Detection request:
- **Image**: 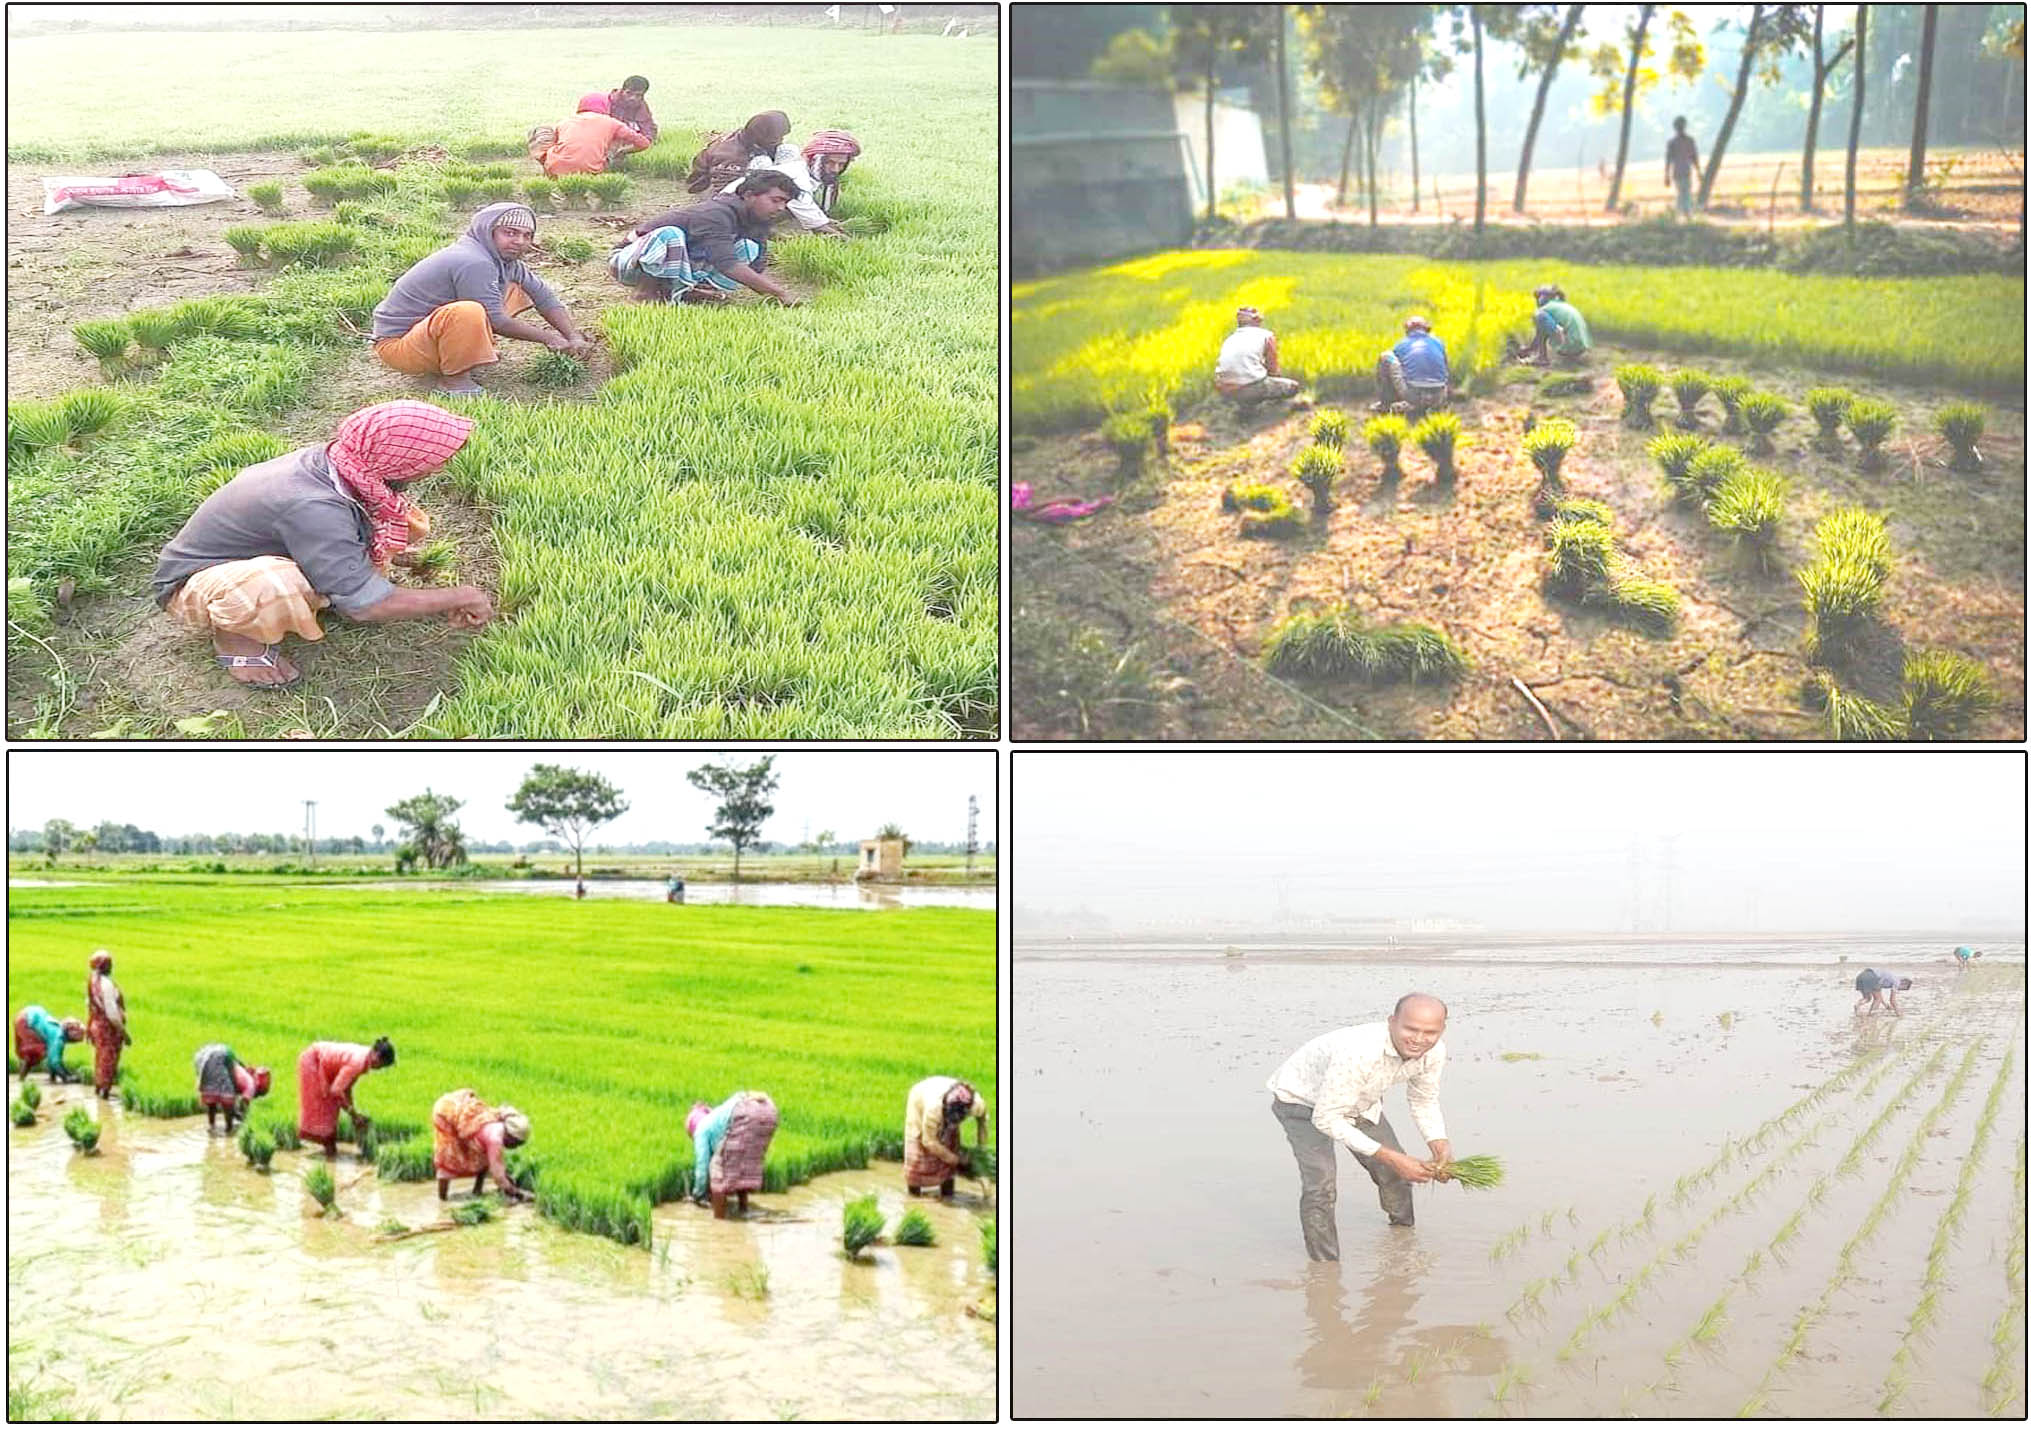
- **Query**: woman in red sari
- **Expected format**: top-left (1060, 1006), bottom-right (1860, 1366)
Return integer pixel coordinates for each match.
top-left (85, 951), bottom-right (131, 1100)
top-left (431, 1088), bottom-right (532, 1201)
top-left (296, 1036), bottom-right (395, 1157)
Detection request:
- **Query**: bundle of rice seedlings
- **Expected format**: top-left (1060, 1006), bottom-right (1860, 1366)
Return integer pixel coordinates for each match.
top-left (1670, 369), bottom-right (1713, 426)
top-left (1364, 413), bottom-right (1411, 480)
top-left (1711, 374), bottom-right (1752, 433)
top-left (56, 388), bottom-right (122, 440)
top-left (1706, 468), bottom-right (1786, 551)
top-left (1934, 402), bottom-right (1987, 471)
top-left (555, 173), bottom-right (596, 207)
top-left (1901, 650), bottom-right (1994, 741)
top-left (549, 235), bottom-right (595, 263)
top-left (10, 1099), bottom-right (36, 1127)
top-left (63, 1107), bottom-right (100, 1153)
top-left (1437, 1154), bottom-right (1504, 1188)
top-left (523, 176), bottom-right (559, 208)
top-left (1523, 417), bottom-right (1577, 485)
top-left (19, 1081), bottom-right (40, 1111)
top-left (981, 1218), bottom-right (997, 1275)
top-left (247, 181), bottom-right (285, 213)
top-left (1647, 432), bottom-right (1711, 500)
top-left (1544, 517), bottom-right (1615, 596)
top-left (406, 539), bottom-right (459, 582)
top-left (1291, 443), bottom-right (1340, 511)
top-left (529, 350), bottom-right (588, 388)
top-left (1412, 410), bottom-right (1461, 481)
top-left (1100, 410), bottom-right (1157, 476)
top-left (237, 1121), bottom-right (277, 1170)
top-left (304, 1161), bottom-right (338, 1214)
top-left (330, 201), bottom-right (394, 228)
top-left (223, 225), bottom-right (269, 263)
top-left (842, 1192), bottom-right (884, 1259)
top-left (128, 309), bottom-right (179, 352)
top-left (1261, 602), bottom-right (1469, 684)
top-left (1799, 507), bottom-right (1891, 663)
top-left (1615, 363), bottom-right (1663, 426)
top-left (1310, 408), bottom-right (1350, 448)
top-left (170, 296), bottom-right (258, 340)
top-left (1805, 386), bottom-right (1855, 441)
top-left (10, 401), bottom-right (74, 455)
top-left (589, 173), bottom-right (631, 206)
top-left (1843, 398), bottom-right (1897, 465)
top-left (1739, 392), bottom-right (1788, 453)
top-left (1540, 373), bottom-right (1591, 397)
top-left (1684, 444), bottom-right (1748, 506)
top-left (1549, 496), bottom-right (1614, 527)
top-left (72, 318), bottom-right (133, 372)
top-left (893, 1208), bottom-right (937, 1246)
top-left (299, 145), bottom-right (339, 165)
top-left (1236, 486), bottom-right (1305, 538)
top-left (1601, 574), bottom-right (1680, 634)
top-left (479, 178), bottom-right (517, 201)
top-left (263, 222), bottom-right (357, 267)
top-left (442, 178), bottom-right (482, 206)
top-left (450, 1197), bottom-right (500, 1226)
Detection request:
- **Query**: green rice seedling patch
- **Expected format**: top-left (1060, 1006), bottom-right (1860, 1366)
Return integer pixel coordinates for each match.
top-left (1262, 604), bottom-right (1468, 685)
top-left (1309, 408), bottom-right (1349, 448)
top-left (1522, 417), bottom-right (1576, 487)
top-left (72, 318), bottom-right (133, 372)
top-left (1842, 398), bottom-right (1898, 466)
top-left (1711, 374), bottom-right (1751, 432)
top-left (546, 234), bottom-right (595, 263)
top-left (1363, 414), bottom-right (1410, 480)
top-left (1615, 364), bottom-right (1663, 426)
top-left (1900, 650), bottom-right (1995, 740)
top-left (1739, 392), bottom-right (1787, 453)
top-left (1669, 369), bottom-right (1713, 427)
top-left (893, 1207), bottom-right (936, 1246)
top-left (841, 1192), bottom-right (884, 1260)
top-left (63, 1105), bottom-right (100, 1153)
top-left (246, 181), bottom-right (284, 213)
top-left (1411, 410), bottom-right (1461, 482)
top-left (522, 176), bottom-right (557, 208)
top-left (553, 173), bottom-right (595, 207)
top-left (1934, 401), bottom-right (1987, 470)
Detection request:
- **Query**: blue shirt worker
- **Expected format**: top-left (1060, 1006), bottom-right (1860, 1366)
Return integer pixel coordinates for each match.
top-left (1374, 316), bottom-right (1451, 414)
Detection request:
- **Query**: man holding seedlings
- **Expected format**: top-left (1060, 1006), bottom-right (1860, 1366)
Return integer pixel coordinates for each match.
top-left (1664, 117), bottom-right (1703, 219)
top-left (295, 1036), bottom-right (396, 1158)
top-left (904, 1074), bottom-right (988, 1197)
top-left (432, 1088), bottom-right (532, 1202)
top-left (1516, 285), bottom-right (1591, 367)
top-left (372, 201), bottom-right (595, 395)
top-left (1854, 969), bottom-right (1914, 1015)
top-left (612, 172), bottom-right (806, 306)
top-left (1214, 306), bottom-right (1302, 409)
top-left (193, 1043), bottom-right (271, 1134)
top-left (1267, 993), bottom-right (1452, 1259)
top-left (154, 401), bottom-right (497, 688)
top-left (1372, 315), bottom-right (1451, 416)
top-left (11, 1006), bottom-right (85, 1084)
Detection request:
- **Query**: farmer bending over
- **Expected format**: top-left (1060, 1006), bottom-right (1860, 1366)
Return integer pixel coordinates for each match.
top-left (610, 172), bottom-right (804, 306)
top-left (84, 950), bottom-right (130, 1101)
top-left (607, 75), bottom-right (658, 142)
top-left (696, 110), bottom-right (848, 238)
top-left (12, 1006), bottom-right (85, 1084)
top-left (1664, 117), bottom-right (1702, 220)
top-left (687, 1090), bottom-right (780, 1218)
top-left (432, 1088), bottom-right (532, 1201)
top-left (1267, 993), bottom-right (1452, 1260)
top-left (1854, 969), bottom-right (1914, 1016)
top-left (194, 1043), bottom-right (271, 1133)
top-left (535, 93), bottom-right (651, 178)
top-left (154, 401), bottom-right (495, 690)
top-left (1373, 315), bottom-right (1451, 416)
top-left (904, 1074), bottom-right (988, 1198)
top-left (372, 202), bottom-right (593, 395)
top-left (1516, 284), bottom-right (1592, 366)
top-left (296, 1036), bottom-right (395, 1158)
top-left (1953, 945), bottom-right (1982, 973)
top-left (1215, 306), bottom-right (1302, 409)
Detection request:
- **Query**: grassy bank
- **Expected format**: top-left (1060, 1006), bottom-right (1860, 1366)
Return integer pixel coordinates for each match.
top-left (9, 850), bottom-right (997, 883)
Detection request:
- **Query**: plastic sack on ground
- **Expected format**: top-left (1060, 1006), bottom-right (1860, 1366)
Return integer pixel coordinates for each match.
top-left (42, 170), bottom-right (234, 215)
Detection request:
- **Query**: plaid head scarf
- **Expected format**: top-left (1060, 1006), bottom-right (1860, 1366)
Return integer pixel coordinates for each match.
top-left (325, 401), bottom-right (475, 567)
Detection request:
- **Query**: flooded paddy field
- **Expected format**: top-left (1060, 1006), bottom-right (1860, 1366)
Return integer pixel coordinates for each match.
top-left (9, 1088), bottom-right (994, 1420)
top-left (9, 877), bottom-right (994, 911)
top-left (1015, 946), bottom-right (2025, 1418)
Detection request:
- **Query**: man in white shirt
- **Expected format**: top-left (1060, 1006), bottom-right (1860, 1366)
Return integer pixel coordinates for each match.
top-left (1266, 993), bottom-right (1452, 1260)
top-left (1214, 306), bottom-right (1302, 409)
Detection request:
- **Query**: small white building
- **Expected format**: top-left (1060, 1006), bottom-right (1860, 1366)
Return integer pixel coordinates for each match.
top-left (857, 836), bottom-right (905, 882)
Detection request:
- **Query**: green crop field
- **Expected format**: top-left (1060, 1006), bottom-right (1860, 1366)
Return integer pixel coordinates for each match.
top-left (1012, 250), bottom-right (2025, 433)
top-left (6, 881), bottom-right (994, 1246)
top-left (5, 24), bottom-right (995, 738)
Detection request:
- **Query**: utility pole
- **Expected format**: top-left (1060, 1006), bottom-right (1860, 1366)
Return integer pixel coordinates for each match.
top-left (964, 795), bottom-right (979, 873)
top-left (303, 800), bottom-right (317, 868)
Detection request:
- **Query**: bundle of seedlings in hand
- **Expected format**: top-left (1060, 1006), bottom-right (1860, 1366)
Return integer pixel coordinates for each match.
top-left (1805, 386), bottom-right (1854, 443)
top-left (1364, 413), bottom-right (1411, 480)
top-left (1412, 411), bottom-right (1461, 482)
top-left (1101, 409), bottom-right (1158, 477)
top-left (1291, 443), bottom-right (1340, 512)
top-left (1842, 398), bottom-right (1897, 467)
top-left (246, 181), bottom-right (284, 213)
top-left (554, 173), bottom-right (596, 207)
top-left (1669, 369), bottom-right (1713, 427)
top-left (1933, 402), bottom-right (1987, 471)
top-left (1262, 603), bottom-right (1469, 684)
top-left (1710, 374), bottom-right (1751, 433)
top-left (63, 1107), bottom-right (100, 1153)
top-left (1615, 363), bottom-right (1662, 426)
top-left (1705, 468), bottom-right (1786, 555)
top-left (304, 1161), bottom-right (338, 1214)
top-left (1900, 650), bottom-right (1994, 741)
top-left (1738, 392), bottom-right (1787, 454)
top-left (842, 1192), bottom-right (885, 1260)
top-left (1435, 1154), bottom-right (1504, 1188)
top-left (893, 1208), bottom-right (937, 1246)
top-left (237, 1121), bottom-right (276, 1170)
top-left (522, 176), bottom-right (559, 208)
top-left (1228, 483), bottom-right (1304, 538)
top-left (589, 174), bottom-right (631, 207)
top-left (529, 349), bottom-right (588, 388)
top-left (1797, 507), bottom-right (1891, 664)
top-left (1309, 408), bottom-right (1350, 448)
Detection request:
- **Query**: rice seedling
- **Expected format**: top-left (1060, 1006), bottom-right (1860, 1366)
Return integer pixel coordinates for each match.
top-left (1710, 374), bottom-right (1751, 432)
top-left (1411, 410), bottom-right (1460, 481)
top-left (247, 181), bottom-right (284, 213)
top-left (1555, 1325), bottom-right (1587, 1363)
top-left (449, 1196), bottom-right (501, 1227)
top-left (1651, 1010), bottom-right (1664, 1027)
top-left (589, 173), bottom-right (631, 206)
top-left (1521, 417), bottom-right (1576, 487)
top-left (56, 388), bottom-right (122, 442)
top-left (1438, 1154), bottom-right (1505, 1189)
top-left (1842, 398), bottom-right (1898, 466)
top-left (1739, 1392), bottom-right (1768, 1417)
top-left (554, 173), bottom-right (596, 207)
top-left (303, 1161), bottom-right (338, 1214)
top-left (262, 221), bottom-right (358, 267)
top-left (1682, 443), bottom-right (1747, 506)
top-left (1901, 650), bottom-right (1994, 741)
top-left (1501, 1051), bottom-right (1544, 1063)
top-left (236, 1122), bottom-right (275, 1171)
top-left (9, 400), bottom-right (73, 458)
top-left (126, 308), bottom-right (179, 352)
top-left (1546, 497), bottom-right (1612, 528)
top-left (893, 1208), bottom-right (936, 1246)
top-left (9, 1097), bottom-right (36, 1127)
top-left (1362, 1377), bottom-right (1383, 1408)
top-left (1646, 431), bottom-right (1711, 501)
top-left (1543, 516), bottom-right (1614, 596)
top-left (62, 1106), bottom-right (100, 1153)
top-left (1229, 484), bottom-right (1303, 538)
top-left (1806, 674), bottom-right (1903, 740)
top-left (1363, 413), bottom-right (1411, 480)
top-left (1261, 603), bottom-right (1469, 684)
top-left (72, 318), bottom-right (134, 373)
top-left (1803, 385), bottom-right (1854, 440)
top-left (1291, 443), bottom-right (1340, 511)
top-left (1705, 468), bottom-right (1785, 553)
top-left (1798, 507), bottom-right (1892, 665)
top-left (1101, 409), bottom-right (1158, 476)
top-left (442, 177), bottom-right (482, 206)
top-left (1404, 1349), bottom-right (1428, 1384)
top-left (1716, 1011), bottom-right (1735, 1031)
top-left (981, 1218), bottom-right (996, 1275)
top-left (19, 1079), bottom-right (42, 1112)
top-left (841, 1192), bottom-right (884, 1260)
top-left (1540, 1209), bottom-right (1556, 1233)
top-left (527, 349), bottom-right (588, 389)
top-left (1739, 392), bottom-right (1787, 453)
top-left (1669, 369), bottom-right (1713, 426)
top-left (1310, 408), bottom-right (1350, 447)
top-left (1690, 1295), bottom-right (1728, 1344)
top-left (1615, 363), bottom-right (1662, 425)
top-left (548, 235), bottom-right (596, 263)
top-left (1934, 401), bottom-right (1987, 469)
top-left (522, 176), bottom-right (558, 208)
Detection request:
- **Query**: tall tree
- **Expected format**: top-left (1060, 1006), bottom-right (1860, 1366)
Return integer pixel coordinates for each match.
top-left (42, 818), bottom-right (76, 867)
top-left (1845, 3), bottom-right (1868, 230)
top-left (686, 755), bottom-right (779, 883)
top-left (1299, 5), bottom-right (1425, 225)
top-left (1271, 4), bottom-right (1297, 219)
top-left (1170, 6), bottom-right (1266, 223)
top-left (1513, 4), bottom-right (1588, 213)
top-left (1472, 4), bottom-right (1488, 231)
top-left (507, 763), bottom-right (630, 881)
top-left (1903, 3), bottom-right (1939, 209)
top-left (385, 790), bottom-right (467, 871)
top-left (1699, 6), bottom-right (1812, 210)
top-left (1799, 5), bottom-right (1856, 211)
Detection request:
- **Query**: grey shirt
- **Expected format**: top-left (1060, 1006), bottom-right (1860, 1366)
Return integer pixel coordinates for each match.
top-left (635, 193), bottom-right (773, 271)
top-left (371, 206), bottom-right (561, 340)
top-left (152, 446), bottom-right (396, 616)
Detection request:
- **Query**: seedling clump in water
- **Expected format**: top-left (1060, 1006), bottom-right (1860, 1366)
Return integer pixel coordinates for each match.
top-left (893, 1207), bottom-right (936, 1246)
top-left (842, 1192), bottom-right (884, 1260)
top-left (63, 1107), bottom-right (100, 1153)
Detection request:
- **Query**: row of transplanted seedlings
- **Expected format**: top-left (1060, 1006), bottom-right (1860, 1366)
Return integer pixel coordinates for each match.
top-left (1734, 1038), bottom-right (1987, 1416)
top-left (1981, 1135), bottom-right (2027, 1414)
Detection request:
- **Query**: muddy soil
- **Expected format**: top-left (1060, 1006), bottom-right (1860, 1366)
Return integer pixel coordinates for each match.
top-left (7, 1091), bottom-right (994, 1420)
top-left (1014, 352), bottom-right (2025, 741)
top-left (1013, 949), bottom-right (2025, 1418)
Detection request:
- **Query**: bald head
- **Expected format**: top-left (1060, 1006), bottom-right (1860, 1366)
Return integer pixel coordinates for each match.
top-left (1388, 993), bottom-right (1447, 1059)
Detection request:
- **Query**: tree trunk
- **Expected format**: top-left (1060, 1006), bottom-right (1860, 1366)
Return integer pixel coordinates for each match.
top-left (1845, 4), bottom-right (1867, 230)
top-left (1367, 96), bottom-right (1381, 227)
top-left (1606, 5), bottom-right (1653, 211)
top-left (1904, 3), bottom-right (1938, 208)
top-left (1515, 3), bottom-right (1585, 213)
top-left (575, 841), bottom-right (583, 879)
top-left (1274, 7), bottom-right (1296, 220)
top-left (1802, 6), bottom-right (1826, 210)
top-left (732, 843), bottom-right (742, 883)
top-left (1472, 4), bottom-right (1487, 232)
top-left (1409, 70), bottom-right (1422, 211)
top-left (1700, 4), bottom-right (1765, 209)
top-left (1336, 110), bottom-right (1357, 207)
top-left (1204, 53), bottom-right (1218, 224)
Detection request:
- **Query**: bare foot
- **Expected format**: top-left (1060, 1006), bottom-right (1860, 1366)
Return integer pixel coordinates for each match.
top-left (213, 634), bottom-right (299, 687)
top-left (436, 373), bottom-right (484, 396)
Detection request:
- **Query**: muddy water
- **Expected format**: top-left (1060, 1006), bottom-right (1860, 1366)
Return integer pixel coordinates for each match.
top-left (1014, 954), bottom-right (2025, 1417)
top-left (8, 1089), bottom-right (994, 1420)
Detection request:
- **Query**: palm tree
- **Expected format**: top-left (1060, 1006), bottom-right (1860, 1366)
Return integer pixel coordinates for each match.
top-left (1904, 3), bottom-right (1939, 209)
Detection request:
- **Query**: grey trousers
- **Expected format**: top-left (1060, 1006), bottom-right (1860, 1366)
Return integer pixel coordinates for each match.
top-left (1226, 375), bottom-right (1301, 407)
top-left (1272, 1097), bottom-right (1415, 1261)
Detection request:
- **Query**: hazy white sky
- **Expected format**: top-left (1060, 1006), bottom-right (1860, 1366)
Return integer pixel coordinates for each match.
top-left (7, 751), bottom-right (995, 846)
top-left (1015, 752), bottom-right (2025, 933)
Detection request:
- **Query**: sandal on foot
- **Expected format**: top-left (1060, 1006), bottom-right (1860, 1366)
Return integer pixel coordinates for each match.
top-left (216, 646), bottom-right (302, 690)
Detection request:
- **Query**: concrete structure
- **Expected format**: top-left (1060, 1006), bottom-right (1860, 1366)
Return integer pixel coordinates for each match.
top-left (1011, 79), bottom-right (1195, 276)
top-left (1171, 89), bottom-right (1270, 210)
top-left (857, 836), bottom-right (905, 882)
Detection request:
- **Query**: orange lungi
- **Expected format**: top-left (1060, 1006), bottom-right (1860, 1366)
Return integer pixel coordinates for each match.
top-left (167, 555), bottom-right (329, 644)
top-left (373, 282), bottom-right (535, 378)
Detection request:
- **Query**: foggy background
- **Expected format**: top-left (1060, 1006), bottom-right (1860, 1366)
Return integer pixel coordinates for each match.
top-left (1014, 752), bottom-right (2025, 936)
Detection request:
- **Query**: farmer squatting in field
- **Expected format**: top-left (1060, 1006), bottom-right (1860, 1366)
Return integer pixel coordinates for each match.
top-left (531, 93), bottom-right (652, 178)
top-left (687, 110), bottom-right (852, 239)
top-left (84, 950), bottom-right (130, 1100)
top-left (152, 400), bottom-right (495, 690)
top-left (607, 75), bottom-right (658, 142)
top-left (193, 1043), bottom-right (271, 1134)
top-left (296, 1036), bottom-right (396, 1158)
top-left (904, 1074), bottom-right (988, 1198)
top-left (432, 1087), bottom-right (532, 1202)
top-left (371, 203), bottom-right (595, 396)
top-left (1373, 314), bottom-right (1453, 417)
top-left (1515, 284), bottom-right (1593, 366)
top-left (1267, 993), bottom-right (1454, 1260)
top-left (688, 1090), bottom-right (781, 1218)
top-left (1215, 306), bottom-right (1304, 410)
top-left (12, 1005), bottom-right (85, 1083)
top-left (610, 171), bottom-right (805, 307)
